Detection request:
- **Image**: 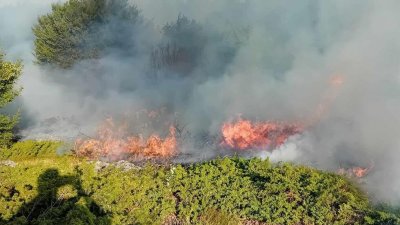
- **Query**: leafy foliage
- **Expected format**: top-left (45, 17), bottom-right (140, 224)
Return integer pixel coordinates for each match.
top-left (83, 165), bottom-right (175, 225)
top-left (33, 0), bottom-right (140, 68)
top-left (0, 144), bottom-right (399, 224)
top-left (0, 140), bottom-right (61, 160)
top-left (172, 158), bottom-right (375, 224)
top-left (0, 52), bottom-right (22, 148)
top-left (199, 208), bottom-right (242, 225)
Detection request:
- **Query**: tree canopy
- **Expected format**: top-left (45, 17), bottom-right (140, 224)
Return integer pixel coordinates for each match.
top-left (0, 52), bottom-right (22, 148)
top-left (33, 0), bottom-right (140, 69)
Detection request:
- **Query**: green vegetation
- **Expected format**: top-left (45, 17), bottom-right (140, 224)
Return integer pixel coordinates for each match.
top-left (33, 0), bottom-right (140, 68)
top-left (34, 0), bottom-right (242, 78)
top-left (0, 141), bottom-right (399, 225)
top-left (0, 52), bottom-right (22, 148)
top-left (0, 140), bottom-right (61, 160)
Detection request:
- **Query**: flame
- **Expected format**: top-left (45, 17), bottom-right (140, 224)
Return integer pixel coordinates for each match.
top-left (221, 118), bottom-right (303, 150)
top-left (75, 117), bottom-right (177, 161)
top-left (337, 162), bottom-right (374, 178)
top-left (220, 75), bottom-right (345, 151)
top-left (352, 167), bottom-right (369, 178)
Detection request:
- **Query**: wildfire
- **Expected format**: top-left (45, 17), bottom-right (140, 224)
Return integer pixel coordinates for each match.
top-left (75, 117), bottom-right (177, 161)
top-left (221, 75), bottom-right (345, 151)
top-left (221, 118), bottom-right (303, 150)
top-left (337, 162), bottom-right (374, 178)
top-left (337, 167), bottom-right (369, 178)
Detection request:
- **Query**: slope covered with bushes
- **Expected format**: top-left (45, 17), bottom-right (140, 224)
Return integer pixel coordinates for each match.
top-left (0, 141), bottom-right (399, 225)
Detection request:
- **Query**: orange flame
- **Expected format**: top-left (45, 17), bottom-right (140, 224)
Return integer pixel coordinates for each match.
top-left (352, 167), bottom-right (369, 178)
top-left (75, 117), bottom-right (177, 161)
top-left (221, 75), bottom-right (345, 151)
top-left (221, 118), bottom-right (303, 150)
top-left (337, 167), bottom-right (369, 178)
top-left (337, 162), bottom-right (374, 178)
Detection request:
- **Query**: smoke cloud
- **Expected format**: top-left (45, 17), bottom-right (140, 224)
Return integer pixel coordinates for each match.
top-left (1, 0), bottom-right (400, 203)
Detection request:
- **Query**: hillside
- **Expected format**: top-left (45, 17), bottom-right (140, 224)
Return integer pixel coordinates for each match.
top-left (0, 141), bottom-right (398, 225)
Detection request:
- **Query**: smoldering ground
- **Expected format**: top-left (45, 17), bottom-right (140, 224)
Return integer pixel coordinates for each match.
top-left (1, 0), bottom-right (400, 203)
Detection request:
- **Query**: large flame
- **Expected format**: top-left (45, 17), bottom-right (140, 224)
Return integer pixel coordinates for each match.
top-left (221, 118), bottom-right (303, 150)
top-left (75, 117), bottom-right (177, 161)
top-left (221, 75), bottom-right (344, 151)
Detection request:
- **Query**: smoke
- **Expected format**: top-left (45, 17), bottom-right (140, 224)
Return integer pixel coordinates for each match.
top-left (1, 0), bottom-right (400, 203)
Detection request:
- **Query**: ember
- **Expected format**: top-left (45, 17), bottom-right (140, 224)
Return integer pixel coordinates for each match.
top-left (75, 117), bottom-right (177, 161)
top-left (221, 118), bottom-right (303, 150)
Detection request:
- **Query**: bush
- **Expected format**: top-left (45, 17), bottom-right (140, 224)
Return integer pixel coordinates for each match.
top-left (172, 157), bottom-right (375, 224)
top-left (85, 164), bottom-right (175, 224)
top-left (199, 208), bottom-right (242, 225)
top-left (1, 155), bottom-right (399, 225)
top-left (0, 140), bottom-right (62, 160)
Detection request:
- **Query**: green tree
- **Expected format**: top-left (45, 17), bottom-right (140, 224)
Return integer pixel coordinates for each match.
top-left (33, 0), bottom-right (140, 69)
top-left (0, 52), bottom-right (22, 148)
top-left (150, 15), bottom-right (241, 78)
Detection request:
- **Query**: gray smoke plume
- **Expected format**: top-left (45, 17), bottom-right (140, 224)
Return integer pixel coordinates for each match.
top-left (1, 0), bottom-right (400, 203)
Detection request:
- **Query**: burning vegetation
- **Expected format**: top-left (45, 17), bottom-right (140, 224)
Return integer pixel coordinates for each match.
top-left (75, 118), bottom-right (177, 161)
top-left (337, 166), bottom-right (370, 178)
top-left (221, 118), bottom-right (303, 150)
top-left (220, 75), bottom-right (344, 152)
top-left (338, 162), bottom-right (374, 179)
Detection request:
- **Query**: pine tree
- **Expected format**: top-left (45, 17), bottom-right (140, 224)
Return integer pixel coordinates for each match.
top-left (33, 0), bottom-right (140, 69)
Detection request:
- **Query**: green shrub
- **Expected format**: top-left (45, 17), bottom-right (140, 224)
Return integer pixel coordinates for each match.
top-left (83, 164), bottom-right (175, 224)
top-left (0, 140), bottom-right (62, 160)
top-left (362, 204), bottom-right (400, 225)
top-left (171, 157), bottom-right (376, 224)
top-left (171, 158), bottom-right (259, 223)
top-left (363, 209), bottom-right (400, 225)
top-left (1, 155), bottom-right (399, 225)
top-left (199, 208), bottom-right (241, 225)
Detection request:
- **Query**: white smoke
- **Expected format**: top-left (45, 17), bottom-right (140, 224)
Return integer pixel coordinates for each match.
top-left (1, 0), bottom-right (400, 203)
top-left (256, 134), bottom-right (304, 162)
